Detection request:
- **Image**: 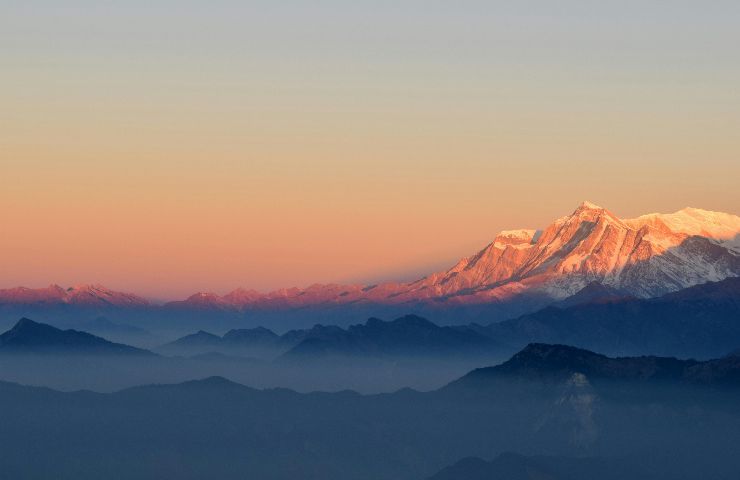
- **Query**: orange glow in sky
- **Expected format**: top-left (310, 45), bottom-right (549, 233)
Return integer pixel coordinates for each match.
top-left (2, 1), bottom-right (738, 299)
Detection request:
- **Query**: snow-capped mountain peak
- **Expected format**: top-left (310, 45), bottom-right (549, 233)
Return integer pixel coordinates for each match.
top-left (1, 202), bottom-right (737, 312)
top-left (0, 283), bottom-right (149, 307)
top-left (626, 207), bottom-right (740, 244)
top-left (576, 200), bottom-right (604, 211)
top-left (401, 201), bottom-right (739, 302)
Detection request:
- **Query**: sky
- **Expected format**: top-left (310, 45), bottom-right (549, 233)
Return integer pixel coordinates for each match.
top-left (1, 1), bottom-right (739, 299)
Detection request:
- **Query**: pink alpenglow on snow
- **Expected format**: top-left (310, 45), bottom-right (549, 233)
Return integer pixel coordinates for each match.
top-left (2, 202), bottom-right (738, 311)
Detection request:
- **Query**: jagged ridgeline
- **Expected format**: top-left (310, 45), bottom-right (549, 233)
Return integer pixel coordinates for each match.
top-left (1, 202), bottom-right (738, 330)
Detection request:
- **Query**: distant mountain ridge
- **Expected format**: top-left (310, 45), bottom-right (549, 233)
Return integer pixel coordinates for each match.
top-left (6, 277), bottom-right (738, 361)
top-left (0, 318), bottom-right (153, 355)
top-left (1, 203), bottom-right (738, 323)
top-left (280, 314), bottom-right (498, 360)
top-left (158, 326), bottom-right (286, 358)
top-left (159, 314), bottom-right (499, 360)
top-left (484, 277), bottom-right (740, 359)
top-left (154, 277), bottom-right (740, 360)
top-left (0, 284), bottom-right (148, 308)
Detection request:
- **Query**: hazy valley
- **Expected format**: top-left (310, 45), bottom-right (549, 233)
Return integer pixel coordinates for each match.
top-left (2, 202), bottom-right (739, 479)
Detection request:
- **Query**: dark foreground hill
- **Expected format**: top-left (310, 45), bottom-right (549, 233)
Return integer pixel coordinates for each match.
top-left (448, 343), bottom-right (740, 389)
top-left (2, 344), bottom-right (740, 479)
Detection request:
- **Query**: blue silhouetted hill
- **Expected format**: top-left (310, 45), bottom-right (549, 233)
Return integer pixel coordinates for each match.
top-left (0, 318), bottom-right (154, 355)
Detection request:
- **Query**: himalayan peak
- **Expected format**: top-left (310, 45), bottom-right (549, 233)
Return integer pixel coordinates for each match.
top-left (0, 202), bottom-right (738, 310)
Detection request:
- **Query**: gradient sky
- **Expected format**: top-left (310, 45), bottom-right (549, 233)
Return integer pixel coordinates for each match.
top-left (2, 1), bottom-right (739, 299)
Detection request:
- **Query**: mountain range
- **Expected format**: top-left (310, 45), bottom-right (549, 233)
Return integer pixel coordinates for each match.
top-left (160, 314), bottom-right (500, 360)
top-left (483, 276), bottom-right (740, 359)
top-left (158, 326), bottom-right (288, 358)
top-left (0, 318), bottom-right (152, 355)
top-left (0, 283), bottom-right (149, 307)
top-left (449, 342), bottom-right (740, 389)
top-left (279, 314), bottom-right (499, 361)
top-left (1, 202), bottom-right (738, 328)
top-left (150, 276), bottom-right (740, 361)
top-left (4, 275), bottom-right (737, 365)
top-left (3, 343), bottom-right (740, 480)
top-left (161, 202), bottom-right (740, 309)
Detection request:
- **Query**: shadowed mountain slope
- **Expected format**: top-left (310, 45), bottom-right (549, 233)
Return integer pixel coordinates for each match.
top-left (484, 277), bottom-right (740, 359)
top-left (448, 342), bottom-right (740, 390)
top-left (0, 318), bottom-right (153, 355)
top-left (158, 326), bottom-right (289, 358)
top-left (280, 314), bottom-right (499, 360)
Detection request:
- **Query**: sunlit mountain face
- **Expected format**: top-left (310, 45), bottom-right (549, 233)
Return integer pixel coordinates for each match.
top-left (2, 202), bottom-right (737, 314)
